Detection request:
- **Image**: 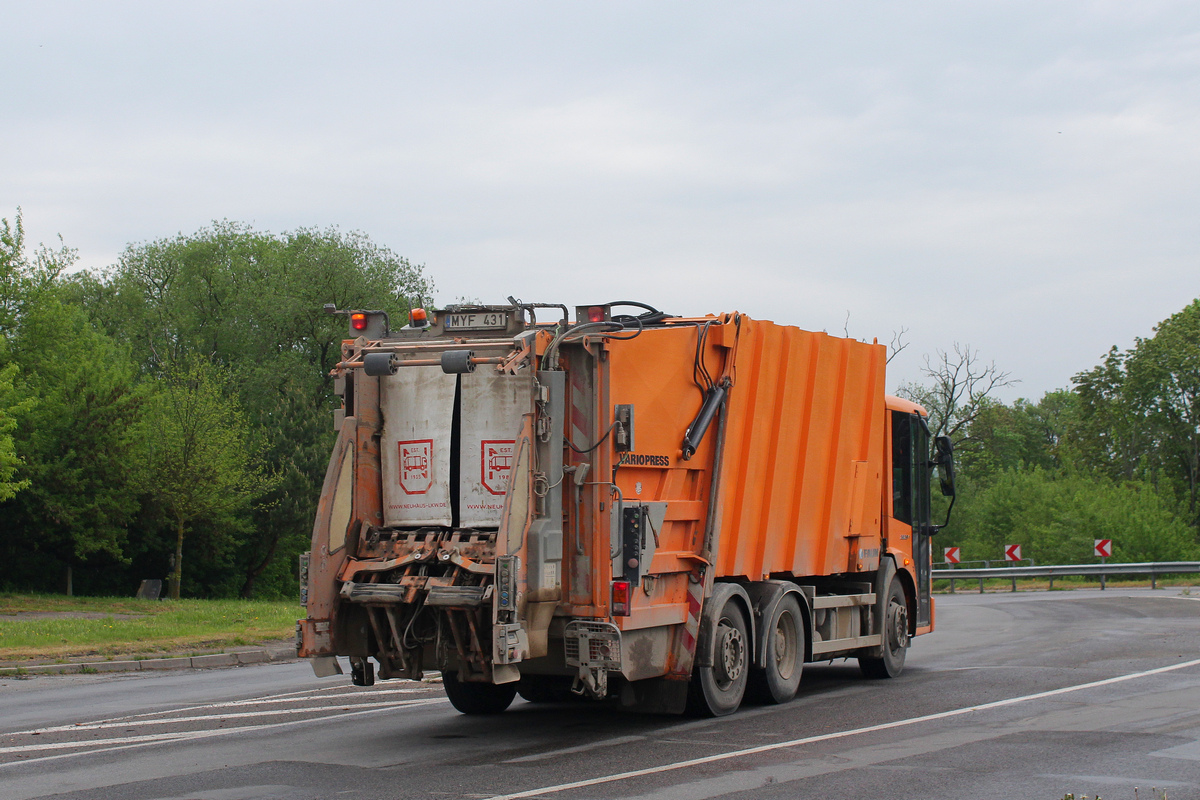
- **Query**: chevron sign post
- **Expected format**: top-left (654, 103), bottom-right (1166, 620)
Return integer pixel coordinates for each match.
top-left (944, 547), bottom-right (961, 564)
top-left (1004, 544), bottom-right (1022, 562)
top-left (1094, 539), bottom-right (1112, 558)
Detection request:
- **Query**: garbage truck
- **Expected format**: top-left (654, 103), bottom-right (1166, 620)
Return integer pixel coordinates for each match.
top-left (297, 300), bottom-right (955, 716)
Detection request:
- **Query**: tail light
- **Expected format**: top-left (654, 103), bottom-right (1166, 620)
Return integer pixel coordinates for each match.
top-left (611, 580), bottom-right (632, 616)
top-left (350, 312), bottom-right (368, 331)
top-left (587, 306), bottom-right (607, 323)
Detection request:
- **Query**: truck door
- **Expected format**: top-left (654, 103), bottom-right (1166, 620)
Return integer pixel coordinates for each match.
top-left (891, 410), bottom-right (932, 627)
top-left (910, 416), bottom-right (931, 627)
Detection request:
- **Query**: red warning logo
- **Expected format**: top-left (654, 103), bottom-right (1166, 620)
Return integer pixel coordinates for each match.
top-left (481, 440), bottom-right (515, 495)
top-left (398, 439), bottom-right (433, 494)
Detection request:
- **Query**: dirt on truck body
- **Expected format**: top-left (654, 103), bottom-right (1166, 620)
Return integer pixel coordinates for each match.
top-left (297, 300), bottom-right (955, 716)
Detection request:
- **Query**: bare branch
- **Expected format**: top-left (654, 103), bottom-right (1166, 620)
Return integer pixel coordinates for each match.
top-left (899, 343), bottom-right (1018, 449)
top-left (886, 326), bottom-right (909, 364)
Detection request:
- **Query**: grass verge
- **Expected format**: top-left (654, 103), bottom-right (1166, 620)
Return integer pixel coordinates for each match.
top-left (0, 593), bottom-right (299, 663)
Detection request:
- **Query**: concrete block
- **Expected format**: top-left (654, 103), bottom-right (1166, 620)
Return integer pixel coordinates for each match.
top-left (86, 660), bottom-right (138, 673)
top-left (139, 657), bottom-right (192, 671)
top-left (191, 653), bottom-right (238, 669)
top-left (23, 663), bottom-right (83, 675)
top-left (236, 650), bottom-right (268, 665)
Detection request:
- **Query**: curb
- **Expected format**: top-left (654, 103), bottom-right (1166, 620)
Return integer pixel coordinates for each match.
top-left (0, 645), bottom-right (296, 677)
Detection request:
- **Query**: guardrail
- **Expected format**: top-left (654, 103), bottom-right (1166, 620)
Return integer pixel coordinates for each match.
top-left (931, 561), bottom-right (1200, 593)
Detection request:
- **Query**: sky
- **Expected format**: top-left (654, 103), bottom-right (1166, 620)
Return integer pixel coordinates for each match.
top-left (4, 1), bottom-right (1199, 401)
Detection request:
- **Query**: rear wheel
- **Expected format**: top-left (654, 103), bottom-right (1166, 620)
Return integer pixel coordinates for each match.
top-left (686, 599), bottom-right (750, 717)
top-left (747, 593), bottom-right (804, 704)
top-left (859, 579), bottom-right (910, 679)
top-left (442, 671), bottom-right (517, 714)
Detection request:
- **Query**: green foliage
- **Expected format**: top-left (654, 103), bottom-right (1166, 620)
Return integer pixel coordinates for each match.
top-left (914, 297), bottom-right (1200, 565)
top-left (1071, 299), bottom-right (1200, 525)
top-left (0, 208), bottom-right (76, 337)
top-left (950, 468), bottom-right (1198, 564)
top-left (0, 361), bottom-right (33, 502)
top-left (66, 221), bottom-right (433, 597)
top-left (3, 298), bottom-right (143, 566)
top-left (138, 358), bottom-right (279, 599)
top-left (0, 207), bottom-right (77, 505)
top-left (958, 391), bottom-right (1076, 479)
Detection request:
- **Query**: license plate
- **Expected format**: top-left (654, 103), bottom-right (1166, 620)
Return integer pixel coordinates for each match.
top-left (443, 312), bottom-right (508, 330)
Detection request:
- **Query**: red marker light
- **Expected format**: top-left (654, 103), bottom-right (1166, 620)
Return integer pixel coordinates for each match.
top-left (350, 313), bottom-right (368, 331)
top-left (587, 306), bottom-right (606, 323)
top-left (611, 580), bottom-right (632, 616)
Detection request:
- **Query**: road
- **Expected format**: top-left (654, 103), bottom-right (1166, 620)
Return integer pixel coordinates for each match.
top-left (3, 589), bottom-right (1200, 800)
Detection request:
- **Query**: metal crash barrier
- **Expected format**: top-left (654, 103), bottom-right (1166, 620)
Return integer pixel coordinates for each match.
top-left (932, 561), bottom-right (1200, 593)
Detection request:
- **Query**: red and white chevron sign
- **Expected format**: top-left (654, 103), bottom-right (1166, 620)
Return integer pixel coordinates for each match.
top-left (1004, 544), bottom-right (1022, 562)
top-left (1094, 539), bottom-right (1113, 558)
top-left (943, 547), bottom-right (961, 564)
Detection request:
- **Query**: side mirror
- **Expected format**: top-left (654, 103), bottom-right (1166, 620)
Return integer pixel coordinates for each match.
top-left (934, 435), bottom-right (956, 497)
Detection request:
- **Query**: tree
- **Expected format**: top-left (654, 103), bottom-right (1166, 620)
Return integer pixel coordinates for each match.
top-left (0, 361), bottom-right (32, 503)
top-left (0, 208), bottom-right (76, 507)
top-left (1069, 346), bottom-right (1146, 481)
top-left (62, 221), bottom-right (433, 596)
top-left (1070, 299), bottom-right (1200, 527)
top-left (1124, 299), bottom-right (1200, 521)
top-left (139, 358), bottom-right (278, 599)
top-left (897, 343), bottom-right (1017, 460)
top-left (952, 468), bottom-right (1197, 565)
top-left (962, 391), bottom-right (1076, 480)
top-left (1, 209), bottom-right (76, 337)
top-left (1, 299), bottom-right (144, 593)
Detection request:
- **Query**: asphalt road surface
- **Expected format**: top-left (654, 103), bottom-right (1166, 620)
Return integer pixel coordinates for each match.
top-left (3, 588), bottom-right (1200, 800)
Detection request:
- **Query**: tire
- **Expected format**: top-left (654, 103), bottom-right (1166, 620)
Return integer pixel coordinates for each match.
top-left (859, 578), bottom-right (910, 679)
top-left (686, 599), bottom-right (750, 717)
top-left (442, 671), bottom-right (517, 714)
top-left (747, 593), bottom-right (804, 704)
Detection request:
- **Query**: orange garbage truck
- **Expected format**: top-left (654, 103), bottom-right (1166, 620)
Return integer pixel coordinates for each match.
top-left (297, 300), bottom-right (956, 716)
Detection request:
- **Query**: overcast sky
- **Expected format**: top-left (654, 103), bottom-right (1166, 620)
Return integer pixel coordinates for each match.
top-left (4, 2), bottom-right (1198, 400)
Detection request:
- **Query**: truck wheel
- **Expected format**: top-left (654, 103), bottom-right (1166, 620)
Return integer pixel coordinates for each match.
top-left (686, 599), bottom-right (749, 717)
top-left (859, 579), bottom-right (910, 679)
top-left (748, 593), bottom-right (804, 704)
top-left (442, 671), bottom-right (517, 714)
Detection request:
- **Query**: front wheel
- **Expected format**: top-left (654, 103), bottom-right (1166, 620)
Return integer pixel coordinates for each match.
top-left (859, 578), bottom-right (910, 679)
top-left (686, 599), bottom-right (750, 717)
top-left (442, 671), bottom-right (517, 714)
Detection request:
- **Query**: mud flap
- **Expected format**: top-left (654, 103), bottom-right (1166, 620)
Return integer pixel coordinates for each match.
top-left (493, 664), bottom-right (521, 684)
top-left (309, 656), bottom-right (343, 678)
top-left (619, 676), bottom-right (690, 714)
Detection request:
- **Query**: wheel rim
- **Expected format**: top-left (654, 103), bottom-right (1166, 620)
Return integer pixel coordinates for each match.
top-left (773, 608), bottom-right (798, 680)
top-left (886, 598), bottom-right (909, 655)
top-left (714, 618), bottom-right (746, 686)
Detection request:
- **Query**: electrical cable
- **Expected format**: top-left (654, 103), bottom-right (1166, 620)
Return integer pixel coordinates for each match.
top-left (566, 419), bottom-right (618, 454)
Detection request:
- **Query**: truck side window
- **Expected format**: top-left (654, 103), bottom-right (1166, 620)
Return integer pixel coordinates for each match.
top-left (892, 410), bottom-right (912, 525)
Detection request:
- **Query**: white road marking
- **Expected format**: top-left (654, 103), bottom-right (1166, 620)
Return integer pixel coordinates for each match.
top-left (93, 685), bottom-right (433, 723)
top-left (502, 734), bottom-right (647, 763)
top-left (484, 656), bottom-right (1200, 800)
top-left (11, 700), bottom-right (419, 736)
top-left (0, 698), bottom-right (448, 765)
